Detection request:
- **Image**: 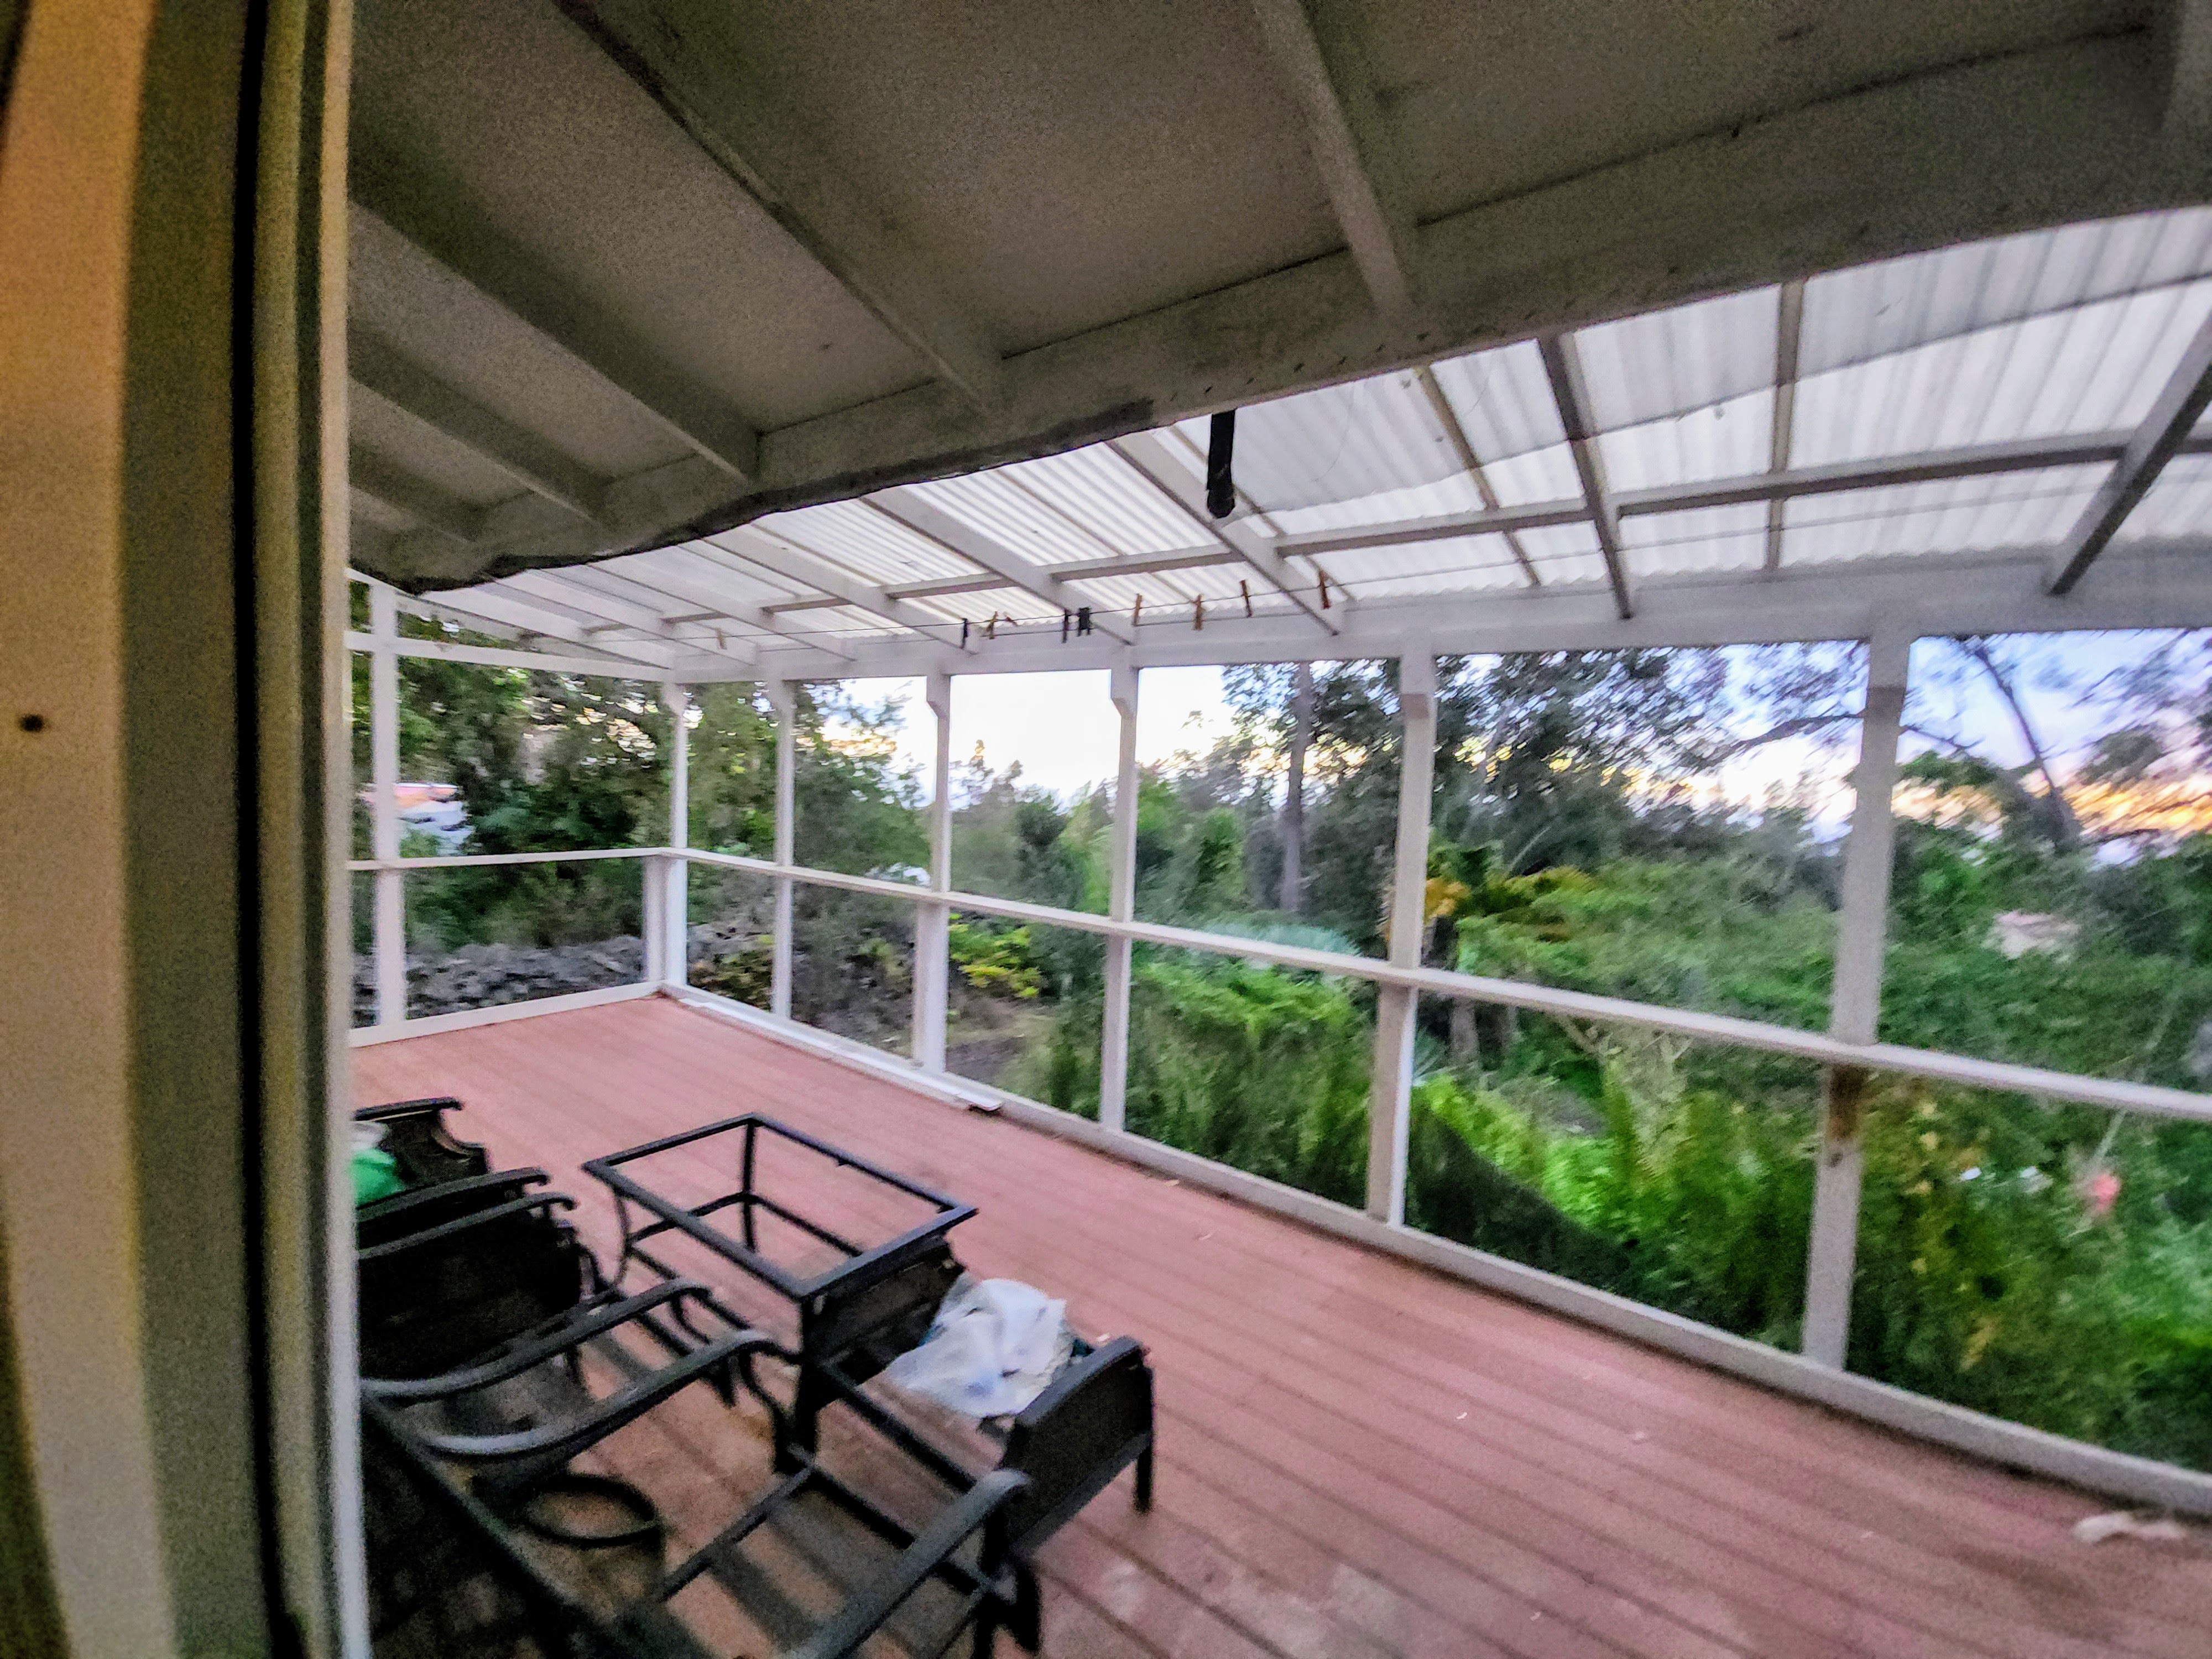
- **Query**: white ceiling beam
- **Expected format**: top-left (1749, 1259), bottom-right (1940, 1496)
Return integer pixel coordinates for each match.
top-left (864, 491), bottom-right (1135, 643)
top-left (555, 0), bottom-right (1003, 407)
top-left (593, 557), bottom-right (860, 659)
top-left (342, 629), bottom-right (685, 679)
top-left (703, 528), bottom-right (967, 647)
top-left (1109, 431), bottom-right (1340, 632)
top-left (498, 569), bottom-right (761, 670)
top-left (349, 325), bottom-right (608, 523)
top-left (349, 446), bottom-right (486, 544)
top-left (1413, 364), bottom-right (1539, 585)
top-left (763, 542), bottom-right (2212, 681)
top-left (1537, 332), bottom-right (1632, 619)
top-left (349, 147), bottom-right (759, 477)
top-left (2049, 309), bottom-right (2212, 593)
top-left (1249, 0), bottom-right (1417, 320)
top-left (1765, 279), bottom-right (1805, 573)
top-left (404, 586), bottom-right (679, 669)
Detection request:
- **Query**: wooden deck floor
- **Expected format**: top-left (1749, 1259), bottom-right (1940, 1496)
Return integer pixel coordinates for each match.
top-left (353, 997), bottom-right (2212, 1659)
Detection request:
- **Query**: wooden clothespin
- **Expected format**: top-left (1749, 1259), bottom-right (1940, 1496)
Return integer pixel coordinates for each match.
top-left (1132, 594), bottom-right (1143, 627)
top-left (1061, 609), bottom-right (1072, 643)
top-left (1076, 607), bottom-right (1093, 637)
top-left (961, 618), bottom-right (971, 648)
top-left (1318, 571), bottom-right (1332, 609)
top-left (1193, 594), bottom-right (1205, 631)
top-left (985, 612), bottom-right (998, 640)
top-left (1240, 580), bottom-right (1253, 618)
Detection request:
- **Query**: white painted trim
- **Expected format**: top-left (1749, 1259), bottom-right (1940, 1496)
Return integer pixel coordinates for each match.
top-left (661, 682), bottom-right (688, 989)
top-left (342, 628), bottom-right (671, 679)
top-left (347, 847), bottom-right (658, 872)
top-left (911, 672), bottom-right (953, 1070)
top-left (676, 850), bottom-right (2212, 1123)
top-left (769, 679), bottom-right (797, 1019)
top-left (1802, 637), bottom-right (1911, 1368)
top-left (1366, 650), bottom-right (1433, 1222)
top-left (1099, 665), bottom-right (1141, 1133)
top-left (659, 985), bottom-right (2212, 1517)
top-left (346, 980), bottom-right (655, 1046)
top-left (368, 586), bottom-right (404, 1029)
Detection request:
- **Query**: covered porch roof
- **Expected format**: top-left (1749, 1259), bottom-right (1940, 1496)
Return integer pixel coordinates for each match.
top-left (354, 205), bottom-right (2212, 681)
top-left (353, 995), bottom-right (2212, 1659)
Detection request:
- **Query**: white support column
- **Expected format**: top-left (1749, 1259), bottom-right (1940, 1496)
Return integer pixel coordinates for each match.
top-left (369, 582), bottom-right (406, 1026)
top-left (1366, 650), bottom-right (1436, 1224)
top-left (660, 681), bottom-right (690, 988)
top-left (1099, 664), bottom-right (1141, 1132)
top-left (1802, 633), bottom-right (1912, 1368)
top-left (769, 679), bottom-right (797, 1019)
top-left (911, 672), bottom-right (954, 1070)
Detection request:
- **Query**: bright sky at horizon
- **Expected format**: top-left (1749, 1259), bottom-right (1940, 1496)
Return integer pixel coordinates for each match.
top-left (821, 631), bottom-right (2202, 826)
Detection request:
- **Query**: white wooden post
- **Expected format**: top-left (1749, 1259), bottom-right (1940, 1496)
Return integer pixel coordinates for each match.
top-left (1366, 650), bottom-right (1436, 1224)
top-left (1802, 633), bottom-right (1912, 1368)
top-left (769, 679), bottom-right (797, 1019)
top-left (660, 681), bottom-right (689, 988)
top-left (1099, 663), bottom-right (1141, 1131)
top-left (911, 672), bottom-right (953, 1068)
top-left (369, 582), bottom-right (406, 1026)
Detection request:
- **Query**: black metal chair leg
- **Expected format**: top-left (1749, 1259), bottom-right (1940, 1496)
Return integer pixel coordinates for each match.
top-left (1134, 1444), bottom-right (1154, 1512)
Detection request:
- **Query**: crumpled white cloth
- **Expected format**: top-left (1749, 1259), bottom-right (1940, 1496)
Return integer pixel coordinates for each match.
top-left (882, 1275), bottom-right (1074, 1420)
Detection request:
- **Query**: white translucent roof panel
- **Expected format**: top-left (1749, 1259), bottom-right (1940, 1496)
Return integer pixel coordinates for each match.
top-left (422, 207), bottom-right (2212, 675)
top-left (1575, 286), bottom-right (1780, 431)
top-left (2117, 452), bottom-right (2212, 541)
top-left (1326, 534), bottom-right (1529, 598)
top-left (1598, 388), bottom-right (1774, 491)
top-left (1176, 369), bottom-right (1459, 510)
top-left (1779, 465), bottom-right (2111, 565)
top-left (1427, 339), bottom-right (1566, 466)
top-left (760, 499), bottom-right (976, 586)
top-left (1801, 208), bottom-right (2212, 378)
top-left (1792, 281), bottom-right (2212, 464)
top-left (1621, 502), bottom-right (1769, 578)
top-left (1513, 521), bottom-right (1610, 587)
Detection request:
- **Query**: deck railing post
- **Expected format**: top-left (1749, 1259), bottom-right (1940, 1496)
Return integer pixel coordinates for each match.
top-left (1099, 664), bottom-right (1141, 1132)
top-left (1367, 650), bottom-right (1436, 1224)
top-left (912, 672), bottom-right (953, 1070)
top-left (769, 679), bottom-right (797, 1019)
top-left (1802, 633), bottom-right (1912, 1369)
top-left (660, 682), bottom-right (690, 989)
top-left (369, 581), bottom-right (406, 1027)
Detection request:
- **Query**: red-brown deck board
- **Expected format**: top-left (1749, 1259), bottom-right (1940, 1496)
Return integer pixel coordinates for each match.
top-left (353, 998), bottom-right (2212, 1659)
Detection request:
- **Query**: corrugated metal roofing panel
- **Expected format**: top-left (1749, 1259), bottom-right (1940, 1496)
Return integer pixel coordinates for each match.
top-left (1779, 465), bottom-right (2111, 565)
top-left (1621, 503), bottom-right (1769, 577)
top-left (1481, 440), bottom-right (1584, 506)
top-left (1791, 281), bottom-right (2212, 465)
top-left (1597, 388), bottom-right (1774, 491)
top-left (759, 499), bottom-right (977, 585)
top-left (1575, 287), bottom-right (1779, 431)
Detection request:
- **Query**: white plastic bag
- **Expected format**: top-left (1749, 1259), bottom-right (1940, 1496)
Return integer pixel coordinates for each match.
top-left (882, 1276), bottom-right (1074, 1419)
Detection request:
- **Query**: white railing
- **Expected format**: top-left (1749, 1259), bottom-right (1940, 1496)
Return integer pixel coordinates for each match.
top-left (348, 593), bottom-right (2212, 1506)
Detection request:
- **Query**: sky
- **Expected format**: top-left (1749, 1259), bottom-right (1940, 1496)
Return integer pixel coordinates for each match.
top-left (819, 631), bottom-right (2203, 827)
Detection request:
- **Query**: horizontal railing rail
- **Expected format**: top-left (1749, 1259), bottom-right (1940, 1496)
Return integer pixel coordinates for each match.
top-left (347, 847), bottom-right (657, 872)
top-left (682, 848), bottom-right (2212, 1126)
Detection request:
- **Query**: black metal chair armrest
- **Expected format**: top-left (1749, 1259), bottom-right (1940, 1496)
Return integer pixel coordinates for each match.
top-left (357, 1167), bottom-right (549, 1234)
top-left (363, 1281), bottom-right (722, 1402)
top-left (354, 1094), bottom-right (466, 1124)
top-left (782, 1470), bottom-right (1030, 1659)
top-left (999, 1335), bottom-right (1154, 1556)
top-left (357, 1191), bottom-right (575, 1263)
top-left (401, 1329), bottom-right (780, 1468)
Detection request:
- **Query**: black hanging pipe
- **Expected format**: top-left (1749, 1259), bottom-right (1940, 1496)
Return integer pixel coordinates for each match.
top-left (1206, 409), bottom-right (1238, 520)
